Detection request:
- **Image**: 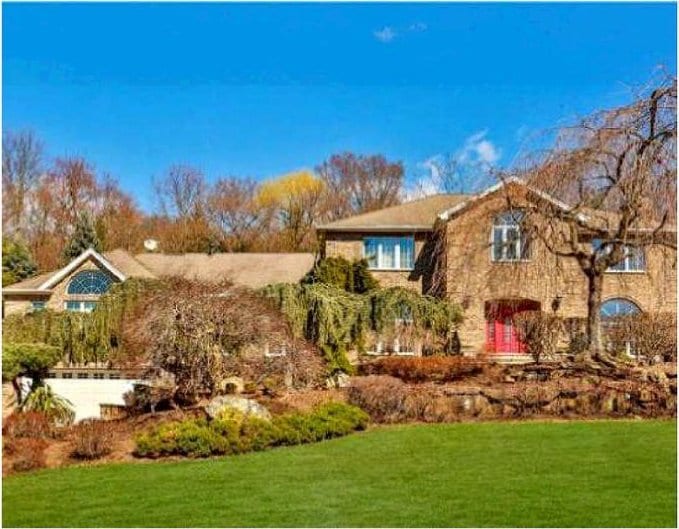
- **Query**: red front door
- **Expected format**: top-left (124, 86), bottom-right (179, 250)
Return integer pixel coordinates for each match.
top-left (485, 302), bottom-right (534, 354)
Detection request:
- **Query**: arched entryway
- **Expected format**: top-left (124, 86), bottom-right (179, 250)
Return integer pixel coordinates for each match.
top-left (484, 299), bottom-right (541, 354)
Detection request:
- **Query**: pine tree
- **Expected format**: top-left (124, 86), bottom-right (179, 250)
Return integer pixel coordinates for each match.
top-left (62, 212), bottom-right (102, 263)
top-left (2, 237), bottom-right (37, 286)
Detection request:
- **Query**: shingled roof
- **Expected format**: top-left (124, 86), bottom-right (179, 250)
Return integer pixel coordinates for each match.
top-left (3, 250), bottom-right (316, 293)
top-left (316, 194), bottom-right (469, 232)
top-left (133, 252), bottom-right (315, 288)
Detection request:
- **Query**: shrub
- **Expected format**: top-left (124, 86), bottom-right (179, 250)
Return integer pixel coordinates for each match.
top-left (304, 257), bottom-right (379, 294)
top-left (512, 311), bottom-right (563, 363)
top-left (7, 438), bottom-right (48, 473)
top-left (361, 357), bottom-right (484, 383)
top-left (134, 402), bottom-right (368, 459)
top-left (605, 312), bottom-right (677, 361)
top-left (3, 411), bottom-right (56, 439)
top-left (21, 385), bottom-right (74, 426)
top-left (70, 420), bottom-right (115, 460)
top-left (346, 375), bottom-right (409, 423)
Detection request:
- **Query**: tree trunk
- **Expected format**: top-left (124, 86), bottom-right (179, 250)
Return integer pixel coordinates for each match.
top-left (584, 271), bottom-right (604, 359)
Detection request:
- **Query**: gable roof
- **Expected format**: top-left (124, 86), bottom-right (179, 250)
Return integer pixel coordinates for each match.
top-left (3, 249), bottom-right (316, 294)
top-left (437, 176), bottom-right (582, 222)
top-left (316, 194), bottom-right (469, 232)
top-left (38, 248), bottom-right (127, 290)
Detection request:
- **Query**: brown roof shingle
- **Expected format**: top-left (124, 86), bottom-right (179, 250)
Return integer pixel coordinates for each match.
top-left (133, 252), bottom-right (315, 288)
top-left (316, 194), bottom-right (469, 232)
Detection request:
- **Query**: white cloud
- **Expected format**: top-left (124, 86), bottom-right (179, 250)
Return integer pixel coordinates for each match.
top-left (408, 22), bottom-right (428, 32)
top-left (374, 26), bottom-right (396, 43)
top-left (374, 22), bottom-right (427, 43)
top-left (458, 130), bottom-right (501, 165)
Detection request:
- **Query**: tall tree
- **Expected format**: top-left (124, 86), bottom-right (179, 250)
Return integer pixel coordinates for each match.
top-left (509, 78), bottom-right (677, 364)
top-left (207, 177), bottom-right (262, 251)
top-left (256, 170), bottom-right (325, 251)
top-left (316, 153), bottom-right (403, 221)
top-left (154, 165), bottom-right (207, 220)
top-left (2, 131), bottom-right (43, 237)
top-left (62, 212), bottom-right (102, 262)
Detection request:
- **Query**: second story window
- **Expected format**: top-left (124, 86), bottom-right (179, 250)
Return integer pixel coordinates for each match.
top-left (593, 240), bottom-right (646, 272)
top-left (492, 211), bottom-right (530, 262)
top-left (67, 270), bottom-right (114, 295)
top-left (363, 236), bottom-right (415, 270)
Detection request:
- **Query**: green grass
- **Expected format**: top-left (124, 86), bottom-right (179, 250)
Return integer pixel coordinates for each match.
top-left (3, 420), bottom-right (676, 527)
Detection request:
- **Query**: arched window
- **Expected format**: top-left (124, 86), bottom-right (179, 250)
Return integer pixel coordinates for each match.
top-left (492, 211), bottom-right (529, 262)
top-left (600, 298), bottom-right (640, 318)
top-left (67, 270), bottom-right (113, 295)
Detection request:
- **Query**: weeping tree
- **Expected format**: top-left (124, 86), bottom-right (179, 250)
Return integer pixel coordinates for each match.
top-left (261, 283), bottom-right (463, 374)
top-left (507, 78), bottom-right (677, 365)
top-left (2, 278), bottom-right (158, 367)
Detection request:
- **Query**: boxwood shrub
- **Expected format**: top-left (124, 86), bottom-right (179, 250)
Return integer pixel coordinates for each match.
top-left (134, 401), bottom-right (369, 459)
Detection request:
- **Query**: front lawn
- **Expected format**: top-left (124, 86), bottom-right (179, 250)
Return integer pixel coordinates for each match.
top-left (3, 420), bottom-right (676, 527)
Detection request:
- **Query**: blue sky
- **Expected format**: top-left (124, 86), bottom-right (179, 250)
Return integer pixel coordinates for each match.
top-left (3, 2), bottom-right (676, 211)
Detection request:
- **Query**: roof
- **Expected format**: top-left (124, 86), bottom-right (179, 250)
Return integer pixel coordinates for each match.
top-left (133, 252), bottom-right (315, 288)
top-left (317, 194), bottom-right (469, 232)
top-left (4, 249), bottom-right (315, 295)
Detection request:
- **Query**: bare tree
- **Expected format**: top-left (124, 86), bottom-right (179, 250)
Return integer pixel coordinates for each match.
top-left (317, 152), bottom-right (403, 220)
top-left (207, 177), bottom-right (262, 251)
top-left (154, 165), bottom-right (207, 220)
top-left (2, 131), bottom-right (43, 236)
top-left (508, 78), bottom-right (677, 365)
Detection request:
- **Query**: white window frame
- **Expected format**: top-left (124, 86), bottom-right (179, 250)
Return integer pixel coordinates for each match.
top-left (64, 300), bottom-right (97, 313)
top-left (593, 240), bottom-right (646, 273)
top-left (490, 212), bottom-right (530, 263)
top-left (363, 236), bottom-right (415, 271)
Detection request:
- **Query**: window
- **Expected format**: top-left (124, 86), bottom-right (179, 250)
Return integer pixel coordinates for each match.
top-left (31, 301), bottom-right (46, 312)
top-left (592, 240), bottom-right (646, 272)
top-left (600, 298), bottom-right (640, 319)
top-left (363, 237), bottom-right (415, 270)
top-left (67, 270), bottom-right (113, 295)
top-left (65, 300), bottom-right (97, 313)
top-left (600, 298), bottom-right (641, 358)
top-left (491, 211), bottom-right (529, 262)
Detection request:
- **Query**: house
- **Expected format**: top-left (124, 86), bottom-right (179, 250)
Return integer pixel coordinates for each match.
top-left (4, 178), bottom-right (676, 363)
top-left (2, 248), bottom-right (316, 317)
top-left (317, 178), bottom-right (677, 360)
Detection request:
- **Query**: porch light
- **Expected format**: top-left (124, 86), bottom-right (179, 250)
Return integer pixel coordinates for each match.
top-left (551, 296), bottom-right (563, 313)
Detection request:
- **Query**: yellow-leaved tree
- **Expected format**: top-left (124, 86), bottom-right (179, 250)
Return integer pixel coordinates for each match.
top-left (256, 170), bottom-right (325, 251)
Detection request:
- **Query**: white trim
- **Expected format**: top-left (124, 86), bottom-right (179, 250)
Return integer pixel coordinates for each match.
top-left (38, 248), bottom-right (126, 290)
top-left (437, 176), bottom-right (588, 223)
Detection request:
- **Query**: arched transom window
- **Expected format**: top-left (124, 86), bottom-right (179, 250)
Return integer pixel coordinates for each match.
top-left (67, 270), bottom-right (114, 295)
top-left (600, 298), bottom-right (640, 319)
top-left (491, 211), bottom-right (530, 262)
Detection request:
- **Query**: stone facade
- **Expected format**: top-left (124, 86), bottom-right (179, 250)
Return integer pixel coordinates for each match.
top-left (3, 257), bottom-right (122, 317)
top-left (322, 231), bottom-right (435, 293)
top-left (323, 183), bottom-right (677, 356)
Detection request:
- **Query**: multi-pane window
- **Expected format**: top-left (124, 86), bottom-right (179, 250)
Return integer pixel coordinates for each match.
top-left (65, 300), bottom-right (97, 313)
top-left (67, 270), bottom-right (113, 295)
top-left (363, 236), bottom-right (415, 270)
top-left (31, 301), bottom-right (46, 312)
top-left (491, 211), bottom-right (530, 262)
top-left (592, 240), bottom-right (645, 272)
top-left (600, 298), bottom-right (641, 358)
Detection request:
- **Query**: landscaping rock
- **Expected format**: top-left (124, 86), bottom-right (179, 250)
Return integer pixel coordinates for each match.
top-left (205, 396), bottom-right (272, 420)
